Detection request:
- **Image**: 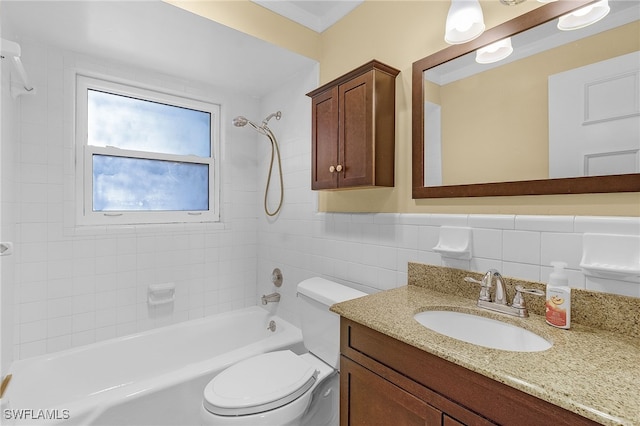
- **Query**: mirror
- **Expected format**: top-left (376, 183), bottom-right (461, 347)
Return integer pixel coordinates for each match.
top-left (412, 0), bottom-right (640, 198)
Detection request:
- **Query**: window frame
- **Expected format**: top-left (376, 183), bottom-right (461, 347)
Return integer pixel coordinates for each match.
top-left (75, 73), bottom-right (220, 226)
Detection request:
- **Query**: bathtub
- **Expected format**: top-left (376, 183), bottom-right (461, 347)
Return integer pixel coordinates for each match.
top-left (4, 306), bottom-right (304, 426)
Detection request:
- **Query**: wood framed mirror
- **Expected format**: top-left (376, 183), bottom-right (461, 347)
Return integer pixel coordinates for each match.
top-left (412, 0), bottom-right (640, 198)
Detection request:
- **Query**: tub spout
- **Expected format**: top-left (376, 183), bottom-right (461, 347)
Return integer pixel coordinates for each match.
top-left (261, 292), bottom-right (281, 305)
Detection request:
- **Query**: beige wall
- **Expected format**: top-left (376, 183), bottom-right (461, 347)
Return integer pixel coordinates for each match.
top-left (168, 0), bottom-right (640, 217)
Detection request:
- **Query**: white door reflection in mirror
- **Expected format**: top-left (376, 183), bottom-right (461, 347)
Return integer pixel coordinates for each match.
top-left (549, 51), bottom-right (640, 178)
top-left (424, 101), bottom-right (443, 187)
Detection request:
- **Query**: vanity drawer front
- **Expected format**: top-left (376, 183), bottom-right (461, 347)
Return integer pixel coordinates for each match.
top-left (340, 318), bottom-right (599, 426)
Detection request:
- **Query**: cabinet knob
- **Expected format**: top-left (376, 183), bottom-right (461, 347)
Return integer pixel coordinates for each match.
top-left (329, 165), bottom-right (336, 173)
top-left (336, 164), bottom-right (343, 172)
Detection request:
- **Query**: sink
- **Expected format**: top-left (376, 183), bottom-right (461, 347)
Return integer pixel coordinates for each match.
top-left (414, 310), bottom-right (552, 352)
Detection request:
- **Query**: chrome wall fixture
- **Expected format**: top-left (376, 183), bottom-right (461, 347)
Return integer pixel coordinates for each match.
top-left (0, 38), bottom-right (36, 99)
top-left (233, 111), bottom-right (284, 217)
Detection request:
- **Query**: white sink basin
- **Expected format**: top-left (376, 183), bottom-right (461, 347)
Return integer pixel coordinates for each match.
top-left (414, 310), bottom-right (552, 352)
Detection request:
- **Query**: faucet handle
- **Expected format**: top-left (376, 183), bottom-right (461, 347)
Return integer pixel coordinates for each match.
top-left (511, 285), bottom-right (544, 309)
top-left (464, 276), bottom-right (492, 302)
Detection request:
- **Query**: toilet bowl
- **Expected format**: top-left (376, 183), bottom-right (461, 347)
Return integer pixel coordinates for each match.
top-left (199, 352), bottom-right (335, 426)
top-left (200, 278), bottom-right (366, 426)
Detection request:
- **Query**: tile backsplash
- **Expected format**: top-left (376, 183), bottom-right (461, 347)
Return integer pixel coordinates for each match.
top-left (408, 262), bottom-right (640, 339)
top-left (259, 211), bottom-right (640, 302)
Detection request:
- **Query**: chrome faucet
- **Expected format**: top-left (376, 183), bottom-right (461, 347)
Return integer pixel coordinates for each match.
top-left (261, 292), bottom-right (281, 305)
top-left (465, 269), bottom-right (543, 317)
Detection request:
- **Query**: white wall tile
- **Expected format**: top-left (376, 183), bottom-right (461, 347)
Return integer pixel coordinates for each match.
top-left (19, 301), bottom-right (47, 323)
top-left (20, 320), bottom-right (47, 343)
top-left (515, 215), bottom-right (574, 232)
top-left (502, 262), bottom-right (541, 282)
top-left (540, 233), bottom-right (583, 269)
top-left (503, 230), bottom-right (541, 265)
top-left (574, 216), bottom-right (640, 235)
top-left (586, 276), bottom-right (640, 298)
top-left (472, 228), bottom-right (503, 260)
top-left (469, 214), bottom-right (515, 229)
top-left (470, 258), bottom-right (502, 275)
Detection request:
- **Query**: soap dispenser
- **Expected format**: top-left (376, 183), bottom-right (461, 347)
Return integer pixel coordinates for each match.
top-left (545, 261), bottom-right (571, 329)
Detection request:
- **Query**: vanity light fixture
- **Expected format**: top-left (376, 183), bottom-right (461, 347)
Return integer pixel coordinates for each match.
top-left (557, 0), bottom-right (610, 31)
top-left (475, 37), bottom-right (513, 64)
top-left (444, 0), bottom-right (486, 44)
top-left (500, 0), bottom-right (527, 5)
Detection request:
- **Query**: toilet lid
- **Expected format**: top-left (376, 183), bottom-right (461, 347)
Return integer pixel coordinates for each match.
top-left (203, 350), bottom-right (318, 416)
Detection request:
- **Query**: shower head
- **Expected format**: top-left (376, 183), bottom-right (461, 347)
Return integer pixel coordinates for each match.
top-left (233, 111), bottom-right (282, 135)
top-left (233, 115), bottom-right (265, 135)
top-left (232, 116), bottom-right (249, 127)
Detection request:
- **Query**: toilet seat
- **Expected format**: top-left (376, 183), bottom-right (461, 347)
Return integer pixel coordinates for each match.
top-left (203, 350), bottom-right (318, 417)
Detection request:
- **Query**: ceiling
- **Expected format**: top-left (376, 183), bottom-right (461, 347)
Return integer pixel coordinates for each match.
top-left (250, 0), bottom-right (364, 33)
top-left (0, 1), bottom-right (318, 97)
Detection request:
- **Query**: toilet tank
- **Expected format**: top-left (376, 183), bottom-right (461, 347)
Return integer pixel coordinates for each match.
top-left (296, 277), bottom-right (367, 369)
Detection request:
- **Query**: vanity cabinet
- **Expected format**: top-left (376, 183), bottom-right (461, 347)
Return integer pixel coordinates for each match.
top-left (306, 60), bottom-right (399, 190)
top-left (340, 318), bottom-right (599, 426)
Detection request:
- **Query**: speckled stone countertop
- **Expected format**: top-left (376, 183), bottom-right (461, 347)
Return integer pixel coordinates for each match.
top-left (331, 263), bottom-right (640, 426)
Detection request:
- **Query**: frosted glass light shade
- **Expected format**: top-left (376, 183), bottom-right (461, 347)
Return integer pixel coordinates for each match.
top-left (445, 0), bottom-right (485, 45)
top-left (558, 0), bottom-right (610, 31)
top-left (476, 38), bottom-right (513, 64)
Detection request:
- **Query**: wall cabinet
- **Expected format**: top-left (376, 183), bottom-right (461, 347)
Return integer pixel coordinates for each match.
top-left (306, 60), bottom-right (399, 190)
top-left (340, 318), bottom-right (599, 426)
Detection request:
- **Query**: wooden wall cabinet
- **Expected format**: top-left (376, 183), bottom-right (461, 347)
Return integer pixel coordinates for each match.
top-left (306, 60), bottom-right (400, 190)
top-left (340, 318), bottom-right (599, 426)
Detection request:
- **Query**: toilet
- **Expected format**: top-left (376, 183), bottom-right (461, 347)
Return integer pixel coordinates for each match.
top-left (200, 277), bottom-right (366, 426)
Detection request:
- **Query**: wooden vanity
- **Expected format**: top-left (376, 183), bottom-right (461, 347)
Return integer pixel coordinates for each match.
top-left (331, 263), bottom-right (640, 426)
top-left (340, 318), bottom-right (597, 425)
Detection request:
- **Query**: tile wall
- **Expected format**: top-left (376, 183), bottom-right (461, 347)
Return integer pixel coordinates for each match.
top-left (1, 29), bottom-right (18, 374)
top-left (3, 40), bottom-right (268, 360)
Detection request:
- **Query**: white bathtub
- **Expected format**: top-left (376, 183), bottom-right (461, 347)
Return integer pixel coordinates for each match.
top-left (4, 306), bottom-right (303, 426)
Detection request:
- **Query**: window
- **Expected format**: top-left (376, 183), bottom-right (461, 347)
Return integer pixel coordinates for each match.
top-left (75, 74), bottom-right (220, 225)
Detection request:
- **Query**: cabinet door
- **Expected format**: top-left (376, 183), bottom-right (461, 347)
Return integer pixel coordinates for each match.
top-left (443, 415), bottom-right (466, 426)
top-left (339, 72), bottom-right (374, 188)
top-left (341, 356), bottom-right (442, 426)
top-left (311, 86), bottom-right (339, 189)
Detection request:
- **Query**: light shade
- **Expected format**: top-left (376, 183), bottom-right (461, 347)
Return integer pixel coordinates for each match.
top-left (445, 0), bottom-right (485, 45)
top-left (558, 0), bottom-right (610, 31)
top-left (475, 38), bottom-right (513, 64)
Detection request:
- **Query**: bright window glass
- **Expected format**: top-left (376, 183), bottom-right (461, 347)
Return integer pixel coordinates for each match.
top-left (87, 90), bottom-right (211, 157)
top-left (92, 155), bottom-right (209, 212)
top-left (76, 74), bottom-right (220, 225)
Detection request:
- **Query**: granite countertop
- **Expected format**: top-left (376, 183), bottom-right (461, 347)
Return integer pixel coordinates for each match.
top-left (331, 283), bottom-right (640, 426)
